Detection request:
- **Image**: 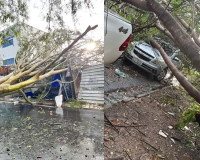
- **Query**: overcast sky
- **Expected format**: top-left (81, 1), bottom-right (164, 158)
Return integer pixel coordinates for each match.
top-left (26, 0), bottom-right (103, 40)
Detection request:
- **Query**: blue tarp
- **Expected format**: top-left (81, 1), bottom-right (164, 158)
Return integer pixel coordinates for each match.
top-left (26, 67), bottom-right (76, 101)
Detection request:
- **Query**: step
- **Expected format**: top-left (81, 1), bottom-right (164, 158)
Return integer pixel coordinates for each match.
top-left (83, 67), bottom-right (104, 74)
top-left (80, 81), bottom-right (104, 85)
top-left (78, 93), bottom-right (104, 98)
top-left (81, 75), bottom-right (104, 79)
top-left (83, 64), bottom-right (104, 71)
top-left (78, 90), bottom-right (104, 94)
top-left (81, 77), bottom-right (104, 82)
top-left (82, 71), bottom-right (104, 76)
top-left (78, 99), bottom-right (104, 104)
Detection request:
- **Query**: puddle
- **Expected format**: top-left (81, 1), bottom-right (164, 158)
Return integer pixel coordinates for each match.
top-left (0, 102), bottom-right (103, 160)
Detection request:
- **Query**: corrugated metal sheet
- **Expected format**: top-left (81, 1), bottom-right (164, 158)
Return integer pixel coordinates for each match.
top-left (78, 64), bottom-right (104, 104)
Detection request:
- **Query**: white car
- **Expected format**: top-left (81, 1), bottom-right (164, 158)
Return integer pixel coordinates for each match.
top-left (104, 9), bottom-right (132, 64)
top-left (124, 41), bottom-right (181, 81)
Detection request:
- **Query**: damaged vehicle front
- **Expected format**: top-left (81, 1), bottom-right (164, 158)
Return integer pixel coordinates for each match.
top-left (124, 41), bottom-right (181, 81)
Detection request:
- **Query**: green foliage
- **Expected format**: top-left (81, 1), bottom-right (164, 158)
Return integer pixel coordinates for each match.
top-left (38, 108), bottom-right (45, 114)
top-left (26, 125), bottom-right (32, 130)
top-left (36, 85), bottom-right (49, 103)
top-left (163, 97), bottom-right (175, 105)
top-left (171, 0), bottom-right (182, 5)
top-left (176, 103), bottom-right (200, 128)
top-left (69, 100), bottom-right (86, 108)
top-left (182, 68), bottom-right (200, 90)
top-left (23, 116), bottom-right (31, 122)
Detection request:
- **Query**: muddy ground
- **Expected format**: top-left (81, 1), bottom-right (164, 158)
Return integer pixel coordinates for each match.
top-left (104, 86), bottom-right (200, 160)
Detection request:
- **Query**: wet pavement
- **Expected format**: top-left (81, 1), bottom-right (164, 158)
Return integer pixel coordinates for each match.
top-left (105, 58), bottom-right (161, 92)
top-left (0, 102), bottom-right (104, 160)
top-left (104, 58), bottom-right (163, 106)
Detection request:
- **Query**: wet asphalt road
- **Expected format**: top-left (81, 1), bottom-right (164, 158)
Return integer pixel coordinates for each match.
top-left (0, 102), bottom-right (103, 160)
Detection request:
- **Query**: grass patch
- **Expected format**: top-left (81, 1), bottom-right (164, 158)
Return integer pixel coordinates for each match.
top-left (163, 97), bottom-right (175, 105)
top-left (69, 100), bottom-right (86, 108)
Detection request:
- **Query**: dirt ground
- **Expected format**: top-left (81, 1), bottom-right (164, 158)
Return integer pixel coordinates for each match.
top-left (104, 86), bottom-right (200, 160)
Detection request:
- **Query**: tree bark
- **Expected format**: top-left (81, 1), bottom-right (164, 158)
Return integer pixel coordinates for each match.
top-left (147, 0), bottom-right (200, 72)
top-left (195, 4), bottom-right (200, 12)
top-left (176, 15), bottom-right (200, 47)
top-left (154, 20), bottom-right (175, 41)
top-left (151, 39), bottom-right (200, 104)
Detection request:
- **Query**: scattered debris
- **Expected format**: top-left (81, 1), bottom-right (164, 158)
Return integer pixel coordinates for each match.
top-left (158, 130), bottom-right (168, 138)
top-left (168, 112), bottom-right (175, 116)
top-left (55, 94), bottom-right (63, 107)
top-left (170, 138), bottom-right (176, 144)
top-left (184, 126), bottom-right (191, 131)
top-left (14, 101), bottom-right (19, 105)
top-left (168, 125), bottom-right (173, 129)
top-left (115, 68), bottom-right (126, 78)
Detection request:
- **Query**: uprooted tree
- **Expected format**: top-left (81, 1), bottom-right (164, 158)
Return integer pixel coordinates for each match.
top-left (107, 0), bottom-right (200, 127)
top-left (0, 24), bottom-right (99, 96)
top-left (0, 0), bottom-right (103, 97)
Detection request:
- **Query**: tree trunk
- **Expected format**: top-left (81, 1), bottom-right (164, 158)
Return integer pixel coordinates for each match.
top-left (147, 0), bottom-right (200, 72)
top-left (151, 39), bottom-right (200, 104)
top-left (176, 15), bottom-right (200, 47)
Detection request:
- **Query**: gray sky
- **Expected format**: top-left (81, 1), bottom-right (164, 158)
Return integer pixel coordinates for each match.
top-left (26, 0), bottom-right (103, 40)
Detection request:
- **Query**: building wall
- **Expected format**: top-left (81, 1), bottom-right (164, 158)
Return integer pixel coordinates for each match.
top-left (0, 37), bottom-right (19, 64)
top-left (0, 23), bottom-right (42, 66)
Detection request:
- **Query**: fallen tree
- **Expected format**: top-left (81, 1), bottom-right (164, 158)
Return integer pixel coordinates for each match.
top-left (0, 25), bottom-right (98, 95)
top-left (111, 0), bottom-right (200, 72)
top-left (150, 39), bottom-right (200, 104)
top-left (108, 0), bottom-right (200, 127)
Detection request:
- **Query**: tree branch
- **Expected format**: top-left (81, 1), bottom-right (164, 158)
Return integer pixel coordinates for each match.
top-left (19, 89), bottom-right (33, 105)
top-left (113, 0), bottom-right (150, 11)
top-left (37, 25), bottom-right (98, 76)
top-left (150, 39), bottom-right (200, 104)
